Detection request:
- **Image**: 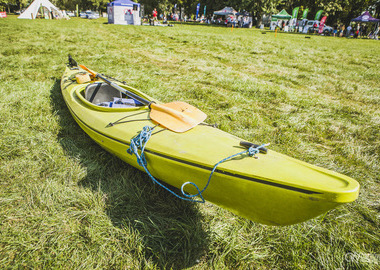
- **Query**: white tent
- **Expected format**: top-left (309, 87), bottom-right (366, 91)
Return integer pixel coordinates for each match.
top-left (107, 0), bottom-right (141, 25)
top-left (18, 0), bottom-right (62, 19)
top-left (213, 7), bottom-right (237, 16)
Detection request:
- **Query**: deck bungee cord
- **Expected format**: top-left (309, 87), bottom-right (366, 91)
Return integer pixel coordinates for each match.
top-left (127, 126), bottom-right (270, 203)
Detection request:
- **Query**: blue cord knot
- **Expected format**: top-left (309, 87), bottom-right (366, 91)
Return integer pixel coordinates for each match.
top-left (127, 126), bottom-right (269, 203)
top-left (248, 143), bottom-right (270, 157)
top-left (248, 147), bottom-right (259, 157)
top-left (127, 126), bottom-right (154, 166)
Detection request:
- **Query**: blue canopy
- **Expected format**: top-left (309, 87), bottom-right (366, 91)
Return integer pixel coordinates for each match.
top-left (351, 11), bottom-right (379, 22)
top-left (107, 0), bottom-right (139, 7)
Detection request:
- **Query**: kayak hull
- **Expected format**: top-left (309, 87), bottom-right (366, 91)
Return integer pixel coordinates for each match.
top-left (61, 65), bottom-right (360, 226)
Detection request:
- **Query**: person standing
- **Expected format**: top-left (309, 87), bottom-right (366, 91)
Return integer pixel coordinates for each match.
top-left (152, 8), bottom-right (158, 21)
top-left (357, 24), bottom-right (361, 37)
top-left (362, 24), bottom-right (368, 36)
top-left (346, 24), bottom-right (352, 37)
top-left (339, 25), bottom-right (344, 37)
top-left (333, 25), bottom-right (338, 37)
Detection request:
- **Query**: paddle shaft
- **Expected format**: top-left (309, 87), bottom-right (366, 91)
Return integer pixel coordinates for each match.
top-left (79, 64), bottom-right (207, 132)
top-left (96, 73), bottom-right (150, 105)
top-left (79, 65), bottom-right (150, 106)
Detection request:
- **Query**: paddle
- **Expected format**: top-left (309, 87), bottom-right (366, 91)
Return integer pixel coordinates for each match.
top-left (79, 65), bottom-right (207, 133)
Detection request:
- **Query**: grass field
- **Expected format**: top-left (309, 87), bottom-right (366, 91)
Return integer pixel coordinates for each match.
top-left (0, 15), bottom-right (379, 269)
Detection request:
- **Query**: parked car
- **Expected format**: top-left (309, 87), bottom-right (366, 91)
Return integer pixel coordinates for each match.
top-left (86, 11), bottom-right (100, 19)
top-left (80, 12), bottom-right (87, 18)
top-left (307, 20), bottom-right (333, 34)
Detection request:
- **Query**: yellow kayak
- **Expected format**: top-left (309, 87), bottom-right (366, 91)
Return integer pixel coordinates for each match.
top-left (61, 59), bottom-right (360, 226)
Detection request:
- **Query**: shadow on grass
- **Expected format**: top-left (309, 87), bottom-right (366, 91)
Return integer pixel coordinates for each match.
top-left (50, 79), bottom-right (209, 269)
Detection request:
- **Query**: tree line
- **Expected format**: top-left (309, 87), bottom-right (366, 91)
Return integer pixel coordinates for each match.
top-left (2, 0), bottom-right (379, 26)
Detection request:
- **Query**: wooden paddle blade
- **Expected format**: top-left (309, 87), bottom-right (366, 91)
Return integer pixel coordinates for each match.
top-left (150, 102), bottom-right (207, 133)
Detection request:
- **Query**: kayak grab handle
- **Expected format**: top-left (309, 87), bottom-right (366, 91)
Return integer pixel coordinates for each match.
top-left (240, 141), bottom-right (268, 154)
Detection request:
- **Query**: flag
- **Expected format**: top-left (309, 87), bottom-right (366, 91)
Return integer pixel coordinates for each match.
top-left (292, 7), bottom-right (299, 19)
top-left (302, 9), bottom-right (309, 19)
top-left (315, 10), bottom-right (323, 21)
top-left (318, 16), bottom-right (327, 34)
top-left (196, 3), bottom-right (200, 19)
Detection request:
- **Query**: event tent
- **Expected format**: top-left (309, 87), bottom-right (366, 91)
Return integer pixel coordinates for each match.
top-left (351, 11), bottom-right (380, 22)
top-left (213, 7), bottom-right (237, 16)
top-left (271, 9), bottom-right (292, 20)
top-left (236, 11), bottom-right (251, 16)
top-left (107, 0), bottom-right (141, 25)
top-left (18, 0), bottom-right (62, 19)
top-left (236, 11), bottom-right (252, 28)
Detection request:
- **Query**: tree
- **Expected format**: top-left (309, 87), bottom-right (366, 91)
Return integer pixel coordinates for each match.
top-left (246, 0), bottom-right (284, 27)
top-left (0, 0), bottom-right (29, 12)
top-left (374, 0), bottom-right (380, 17)
top-left (55, 0), bottom-right (81, 11)
top-left (0, 0), bottom-right (15, 12)
top-left (345, 0), bottom-right (378, 24)
top-left (139, 0), bottom-right (159, 16)
top-left (89, 0), bottom-right (108, 12)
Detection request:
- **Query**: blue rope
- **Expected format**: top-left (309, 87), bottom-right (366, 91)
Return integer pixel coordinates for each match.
top-left (127, 126), bottom-right (269, 203)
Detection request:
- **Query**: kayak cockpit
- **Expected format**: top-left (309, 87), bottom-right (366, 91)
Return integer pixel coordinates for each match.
top-left (74, 82), bottom-right (152, 112)
top-left (85, 83), bottom-right (122, 104)
top-left (84, 82), bottom-right (145, 108)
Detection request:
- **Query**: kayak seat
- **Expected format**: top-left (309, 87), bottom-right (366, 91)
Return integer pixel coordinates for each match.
top-left (85, 83), bottom-right (122, 104)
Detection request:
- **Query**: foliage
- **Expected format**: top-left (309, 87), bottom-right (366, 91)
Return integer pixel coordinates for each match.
top-left (55, 0), bottom-right (81, 11)
top-left (248, 0), bottom-right (284, 26)
top-left (0, 0), bottom-right (27, 11)
top-left (54, 0), bottom-right (109, 11)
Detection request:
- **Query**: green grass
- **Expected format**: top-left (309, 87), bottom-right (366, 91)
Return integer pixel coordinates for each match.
top-left (1, 15), bottom-right (379, 269)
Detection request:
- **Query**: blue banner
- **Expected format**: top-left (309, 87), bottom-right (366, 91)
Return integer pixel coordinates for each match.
top-left (196, 3), bottom-right (200, 19)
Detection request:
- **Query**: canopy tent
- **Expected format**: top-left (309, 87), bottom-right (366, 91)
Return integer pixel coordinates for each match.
top-left (18, 0), bottom-right (62, 19)
top-left (107, 0), bottom-right (141, 25)
top-left (351, 11), bottom-right (380, 39)
top-left (351, 11), bottom-right (380, 22)
top-left (236, 11), bottom-right (251, 17)
top-left (236, 11), bottom-right (252, 28)
top-left (213, 7), bottom-right (237, 16)
top-left (270, 9), bottom-right (292, 31)
top-left (271, 9), bottom-right (292, 20)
